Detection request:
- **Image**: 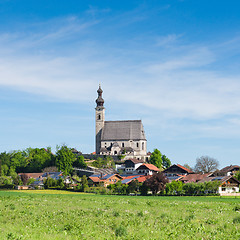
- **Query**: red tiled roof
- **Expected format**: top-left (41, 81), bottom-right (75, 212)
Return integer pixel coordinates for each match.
top-left (137, 175), bottom-right (152, 183)
top-left (89, 176), bottom-right (100, 182)
top-left (137, 163), bottom-right (160, 171)
top-left (176, 164), bottom-right (193, 173)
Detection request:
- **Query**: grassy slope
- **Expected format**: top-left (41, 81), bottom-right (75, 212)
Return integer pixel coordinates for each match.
top-left (0, 190), bottom-right (240, 240)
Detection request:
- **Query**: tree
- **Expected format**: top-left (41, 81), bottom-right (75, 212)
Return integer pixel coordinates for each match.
top-left (21, 173), bottom-right (28, 185)
top-left (128, 180), bottom-right (140, 194)
top-left (234, 171), bottom-right (240, 181)
top-left (162, 155), bottom-right (171, 169)
top-left (73, 155), bottom-right (87, 169)
top-left (194, 156), bottom-right (219, 173)
top-left (55, 145), bottom-right (76, 175)
top-left (81, 175), bottom-right (89, 192)
top-left (149, 149), bottom-right (163, 169)
top-left (144, 172), bottom-right (169, 195)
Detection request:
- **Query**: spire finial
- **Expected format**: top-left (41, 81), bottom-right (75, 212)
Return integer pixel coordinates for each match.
top-left (96, 85), bottom-right (104, 107)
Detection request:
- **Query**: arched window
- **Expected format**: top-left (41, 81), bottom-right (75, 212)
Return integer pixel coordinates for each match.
top-left (142, 142), bottom-right (144, 150)
top-left (136, 142), bottom-right (139, 148)
top-left (122, 143), bottom-right (124, 147)
top-left (114, 150), bottom-right (117, 155)
top-left (98, 114), bottom-right (101, 120)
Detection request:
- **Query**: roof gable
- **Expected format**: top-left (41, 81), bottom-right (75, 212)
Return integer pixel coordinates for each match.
top-left (137, 164), bottom-right (160, 171)
top-left (163, 164), bottom-right (193, 174)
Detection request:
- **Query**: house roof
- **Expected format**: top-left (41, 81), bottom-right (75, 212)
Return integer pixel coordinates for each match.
top-left (89, 173), bottom-right (122, 182)
top-left (101, 120), bottom-right (146, 141)
top-left (137, 175), bottom-right (152, 183)
top-left (199, 175), bottom-right (240, 184)
top-left (18, 173), bottom-right (45, 179)
top-left (121, 174), bottom-right (152, 184)
top-left (165, 175), bottom-right (184, 182)
top-left (121, 175), bottom-right (140, 184)
top-left (125, 159), bottom-right (144, 164)
top-left (136, 163), bottom-right (160, 172)
top-left (180, 173), bottom-right (211, 183)
top-left (163, 164), bottom-right (193, 174)
top-left (89, 176), bottom-right (101, 183)
top-left (219, 165), bottom-right (240, 173)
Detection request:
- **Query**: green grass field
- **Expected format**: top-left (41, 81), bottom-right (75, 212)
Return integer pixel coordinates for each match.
top-left (0, 190), bottom-right (239, 240)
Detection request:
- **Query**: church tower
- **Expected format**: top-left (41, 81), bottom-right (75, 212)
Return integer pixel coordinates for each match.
top-left (95, 85), bottom-right (105, 154)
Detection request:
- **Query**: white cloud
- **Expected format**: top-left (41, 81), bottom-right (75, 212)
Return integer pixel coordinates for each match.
top-left (0, 16), bottom-right (240, 124)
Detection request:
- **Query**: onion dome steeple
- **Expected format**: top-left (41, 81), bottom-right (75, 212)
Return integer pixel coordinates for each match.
top-left (96, 84), bottom-right (104, 107)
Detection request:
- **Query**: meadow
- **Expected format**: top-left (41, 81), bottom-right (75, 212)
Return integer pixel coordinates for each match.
top-left (0, 190), bottom-right (239, 240)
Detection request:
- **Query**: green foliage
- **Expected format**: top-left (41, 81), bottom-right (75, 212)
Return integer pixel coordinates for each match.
top-left (162, 155), bottom-right (171, 169)
top-left (0, 176), bottom-right (14, 189)
top-left (91, 156), bottom-right (115, 169)
top-left (149, 149), bottom-right (163, 169)
top-left (234, 171), bottom-right (240, 181)
top-left (182, 181), bottom-right (220, 196)
top-left (166, 180), bottom-right (184, 195)
top-left (107, 181), bottom-right (129, 195)
top-left (73, 155), bottom-right (87, 169)
top-left (27, 178), bottom-right (36, 185)
top-left (80, 175), bottom-right (89, 192)
top-left (0, 176), bottom-right (12, 185)
top-left (128, 180), bottom-right (140, 194)
top-left (0, 148), bottom-right (54, 175)
top-left (55, 145), bottom-right (75, 175)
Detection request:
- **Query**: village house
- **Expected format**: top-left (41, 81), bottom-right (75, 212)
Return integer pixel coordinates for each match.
top-left (211, 165), bottom-right (240, 177)
top-left (121, 175), bottom-right (151, 184)
top-left (116, 159), bottom-right (144, 174)
top-left (88, 173), bottom-right (123, 187)
top-left (180, 173), bottom-right (212, 183)
top-left (199, 175), bottom-right (240, 194)
top-left (163, 164), bottom-right (193, 181)
top-left (136, 163), bottom-right (160, 175)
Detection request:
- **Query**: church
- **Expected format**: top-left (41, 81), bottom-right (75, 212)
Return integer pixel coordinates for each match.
top-left (95, 85), bottom-right (148, 161)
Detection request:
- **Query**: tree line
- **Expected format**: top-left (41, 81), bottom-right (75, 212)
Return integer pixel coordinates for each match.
top-left (0, 145), bottom-right (87, 178)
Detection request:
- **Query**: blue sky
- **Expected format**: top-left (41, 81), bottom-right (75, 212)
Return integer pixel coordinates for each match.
top-left (0, 0), bottom-right (240, 168)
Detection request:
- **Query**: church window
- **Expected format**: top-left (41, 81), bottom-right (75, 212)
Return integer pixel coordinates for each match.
top-left (142, 142), bottom-right (144, 150)
top-left (98, 114), bottom-right (101, 120)
top-left (114, 151), bottom-right (117, 155)
top-left (122, 143), bottom-right (124, 147)
top-left (136, 142), bottom-right (139, 148)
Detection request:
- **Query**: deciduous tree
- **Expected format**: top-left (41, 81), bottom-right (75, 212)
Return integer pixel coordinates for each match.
top-left (194, 156), bottom-right (219, 173)
top-left (149, 149), bottom-right (163, 169)
top-left (55, 145), bottom-right (76, 175)
top-left (144, 172), bottom-right (169, 195)
top-left (162, 155), bottom-right (171, 169)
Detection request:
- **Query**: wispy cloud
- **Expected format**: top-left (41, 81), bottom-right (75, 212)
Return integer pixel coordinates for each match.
top-left (0, 15), bottom-right (240, 125)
